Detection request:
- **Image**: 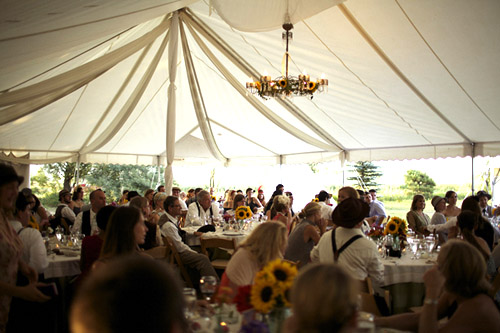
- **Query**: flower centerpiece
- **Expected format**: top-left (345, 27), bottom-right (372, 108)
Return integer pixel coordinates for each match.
top-left (383, 216), bottom-right (407, 257)
top-left (236, 259), bottom-right (298, 333)
top-left (366, 225), bottom-right (384, 242)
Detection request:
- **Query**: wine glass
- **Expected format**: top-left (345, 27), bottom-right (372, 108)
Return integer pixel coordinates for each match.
top-left (199, 276), bottom-right (217, 302)
top-left (426, 236), bottom-right (436, 255)
top-left (183, 287), bottom-right (197, 319)
top-left (407, 237), bottom-right (418, 260)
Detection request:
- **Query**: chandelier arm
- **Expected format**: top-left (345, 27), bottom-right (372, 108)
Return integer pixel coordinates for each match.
top-left (183, 15), bottom-right (336, 152)
top-left (178, 18), bottom-right (228, 163)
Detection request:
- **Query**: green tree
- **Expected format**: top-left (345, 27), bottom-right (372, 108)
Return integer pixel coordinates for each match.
top-left (347, 161), bottom-right (383, 189)
top-left (43, 162), bottom-right (92, 191)
top-left (403, 170), bottom-right (436, 199)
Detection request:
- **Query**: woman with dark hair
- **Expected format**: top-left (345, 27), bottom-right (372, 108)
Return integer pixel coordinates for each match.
top-left (72, 186), bottom-right (85, 215)
top-left (96, 206), bottom-right (148, 266)
top-left (406, 195), bottom-right (431, 235)
top-left (71, 256), bottom-right (188, 333)
top-left (456, 211), bottom-right (496, 278)
top-left (376, 240), bottom-right (500, 332)
top-left (129, 197), bottom-right (161, 250)
top-left (444, 190), bottom-right (461, 218)
top-left (461, 196), bottom-right (495, 250)
top-left (245, 188), bottom-right (262, 213)
top-left (232, 194), bottom-right (245, 210)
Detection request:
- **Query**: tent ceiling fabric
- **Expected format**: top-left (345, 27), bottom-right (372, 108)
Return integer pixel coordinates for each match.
top-left (1, 0), bottom-right (499, 167)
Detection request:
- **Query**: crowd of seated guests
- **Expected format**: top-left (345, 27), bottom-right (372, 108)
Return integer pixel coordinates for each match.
top-left (3, 161), bottom-right (500, 333)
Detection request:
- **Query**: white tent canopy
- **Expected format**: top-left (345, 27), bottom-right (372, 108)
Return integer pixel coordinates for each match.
top-left (1, 0), bottom-right (500, 170)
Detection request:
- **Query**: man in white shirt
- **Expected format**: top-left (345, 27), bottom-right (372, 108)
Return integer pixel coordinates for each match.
top-left (365, 192), bottom-right (387, 226)
top-left (185, 190), bottom-right (220, 227)
top-left (317, 190), bottom-right (336, 225)
top-left (73, 189), bottom-right (106, 236)
top-left (369, 189), bottom-right (385, 208)
top-left (10, 192), bottom-right (48, 274)
top-left (172, 186), bottom-right (187, 210)
top-left (160, 196), bottom-right (218, 279)
top-left (55, 189), bottom-right (76, 224)
top-left (310, 197), bottom-right (384, 285)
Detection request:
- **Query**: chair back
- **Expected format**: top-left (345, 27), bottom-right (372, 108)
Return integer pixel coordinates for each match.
top-left (163, 236), bottom-right (193, 287)
top-left (200, 238), bottom-right (236, 257)
top-left (145, 246), bottom-right (171, 261)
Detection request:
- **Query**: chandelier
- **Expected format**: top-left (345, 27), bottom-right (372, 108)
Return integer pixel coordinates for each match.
top-left (246, 22), bottom-right (328, 100)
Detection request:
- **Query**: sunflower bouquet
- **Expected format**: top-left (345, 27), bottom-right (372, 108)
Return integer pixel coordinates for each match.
top-left (235, 205), bottom-right (253, 221)
top-left (383, 216), bottom-right (407, 239)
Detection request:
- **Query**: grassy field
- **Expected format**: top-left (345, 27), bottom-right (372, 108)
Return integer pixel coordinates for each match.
top-left (381, 199), bottom-right (435, 220)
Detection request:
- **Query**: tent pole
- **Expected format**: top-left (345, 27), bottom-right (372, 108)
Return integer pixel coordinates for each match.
top-left (75, 154), bottom-right (80, 186)
top-left (471, 143), bottom-right (475, 195)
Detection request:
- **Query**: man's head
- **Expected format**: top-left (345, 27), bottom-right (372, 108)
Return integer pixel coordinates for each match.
top-left (59, 189), bottom-right (71, 204)
top-left (276, 184), bottom-right (284, 194)
top-left (369, 189), bottom-right (377, 200)
top-left (197, 190), bottom-right (211, 210)
top-left (164, 196), bottom-right (181, 217)
top-left (157, 185), bottom-right (165, 193)
top-left (364, 192), bottom-right (372, 204)
top-left (318, 190), bottom-right (329, 203)
top-left (172, 187), bottom-right (181, 198)
top-left (477, 191), bottom-right (491, 209)
top-left (15, 191), bottom-right (31, 227)
top-left (90, 189), bottom-right (106, 212)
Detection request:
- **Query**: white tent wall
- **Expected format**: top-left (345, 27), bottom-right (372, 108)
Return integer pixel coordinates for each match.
top-left (1, 0), bottom-right (500, 187)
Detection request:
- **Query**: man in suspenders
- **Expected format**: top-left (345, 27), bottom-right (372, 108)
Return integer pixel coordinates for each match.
top-left (310, 197), bottom-right (384, 285)
top-left (184, 190), bottom-right (220, 227)
top-left (73, 189), bottom-right (106, 237)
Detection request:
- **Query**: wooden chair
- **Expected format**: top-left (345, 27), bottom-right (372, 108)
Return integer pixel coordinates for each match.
top-left (200, 237), bottom-right (237, 270)
top-left (163, 236), bottom-right (194, 288)
top-left (359, 277), bottom-right (391, 316)
top-left (145, 246), bottom-right (171, 262)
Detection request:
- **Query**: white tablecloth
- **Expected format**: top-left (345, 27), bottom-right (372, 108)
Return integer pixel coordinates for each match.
top-left (44, 254), bottom-right (81, 279)
top-left (382, 254), bottom-right (434, 286)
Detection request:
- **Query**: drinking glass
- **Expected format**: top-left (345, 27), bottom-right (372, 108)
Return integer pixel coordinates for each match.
top-left (426, 236), bottom-right (436, 254)
top-left (199, 276), bottom-right (217, 302)
top-left (408, 237), bottom-right (418, 260)
top-left (183, 287), bottom-right (197, 319)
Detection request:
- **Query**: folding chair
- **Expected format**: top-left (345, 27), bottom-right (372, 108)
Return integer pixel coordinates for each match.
top-left (145, 246), bottom-right (171, 262)
top-left (359, 277), bottom-right (391, 316)
top-left (163, 236), bottom-right (194, 288)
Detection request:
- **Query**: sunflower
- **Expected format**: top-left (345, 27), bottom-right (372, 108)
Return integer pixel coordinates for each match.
top-left (211, 195), bottom-right (216, 201)
top-left (280, 285), bottom-right (292, 308)
top-left (255, 81), bottom-right (261, 90)
top-left (235, 208), bottom-right (247, 220)
top-left (384, 220), bottom-right (398, 235)
top-left (278, 79), bottom-right (287, 88)
top-left (250, 278), bottom-right (277, 313)
top-left (312, 198), bottom-right (319, 202)
top-left (263, 259), bottom-right (297, 290)
top-left (308, 81), bottom-right (317, 91)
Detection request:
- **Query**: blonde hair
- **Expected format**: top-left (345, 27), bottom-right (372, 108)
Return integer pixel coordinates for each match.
top-left (153, 192), bottom-right (167, 205)
top-left (338, 187), bottom-right (359, 200)
top-left (438, 239), bottom-right (490, 298)
top-left (298, 202), bottom-right (321, 219)
top-left (292, 263), bottom-right (358, 332)
top-left (271, 195), bottom-right (290, 213)
top-left (239, 222), bottom-right (287, 268)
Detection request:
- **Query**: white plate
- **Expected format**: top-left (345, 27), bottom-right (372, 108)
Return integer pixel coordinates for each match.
top-left (222, 232), bottom-right (244, 236)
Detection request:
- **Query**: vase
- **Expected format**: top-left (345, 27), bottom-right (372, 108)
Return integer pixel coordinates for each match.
top-left (267, 307), bottom-right (289, 333)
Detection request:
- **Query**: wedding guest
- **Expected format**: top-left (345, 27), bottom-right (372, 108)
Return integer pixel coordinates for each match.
top-left (160, 196), bottom-right (218, 280)
top-left (71, 256), bottom-right (187, 333)
top-left (369, 189), bottom-right (385, 208)
top-left (73, 189), bottom-right (106, 237)
top-left (30, 194), bottom-right (49, 230)
top-left (430, 195), bottom-right (448, 243)
top-left (95, 206), bottom-right (149, 268)
top-left (9, 192), bottom-right (48, 274)
top-left (375, 240), bottom-right (500, 332)
top-left (118, 189), bottom-right (129, 206)
top-left (223, 190), bottom-right (235, 213)
top-left (444, 190), bottom-right (461, 217)
top-left (317, 190), bottom-right (334, 225)
top-left (0, 164), bottom-right (49, 331)
top-left (171, 186), bottom-right (187, 210)
top-left (365, 191), bottom-right (387, 226)
top-left (156, 185), bottom-right (165, 193)
top-left (79, 205), bottom-right (116, 281)
top-left (186, 188), bottom-right (202, 206)
top-left (284, 202), bottom-right (326, 268)
top-left (129, 196), bottom-right (161, 250)
top-left (406, 195), bottom-right (431, 235)
top-left (477, 190), bottom-right (494, 218)
top-left (220, 222), bottom-right (287, 295)
top-left (152, 192), bottom-right (168, 218)
top-left (72, 186), bottom-right (85, 216)
top-left (245, 188), bottom-right (262, 213)
top-left (461, 196), bottom-right (495, 250)
top-left (310, 197), bottom-right (384, 285)
top-left (54, 189), bottom-right (76, 224)
top-left (337, 186), bottom-right (359, 203)
top-left (19, 188), bottom-right (41, 230)
top-left (233, 194), bottom-right (245, 210)
top-left (144, 188), bottom-right (154, 210)
top-left (185, 190), bottom-right (220, 227)
top-left (285, 264), bottom-right (358, 333)
top-left (269, 195), bottom-right (292, 231)
top-left (257, 189), bottom-right (266, 208)
top-left (264, 184), bottom-right (284, 214)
